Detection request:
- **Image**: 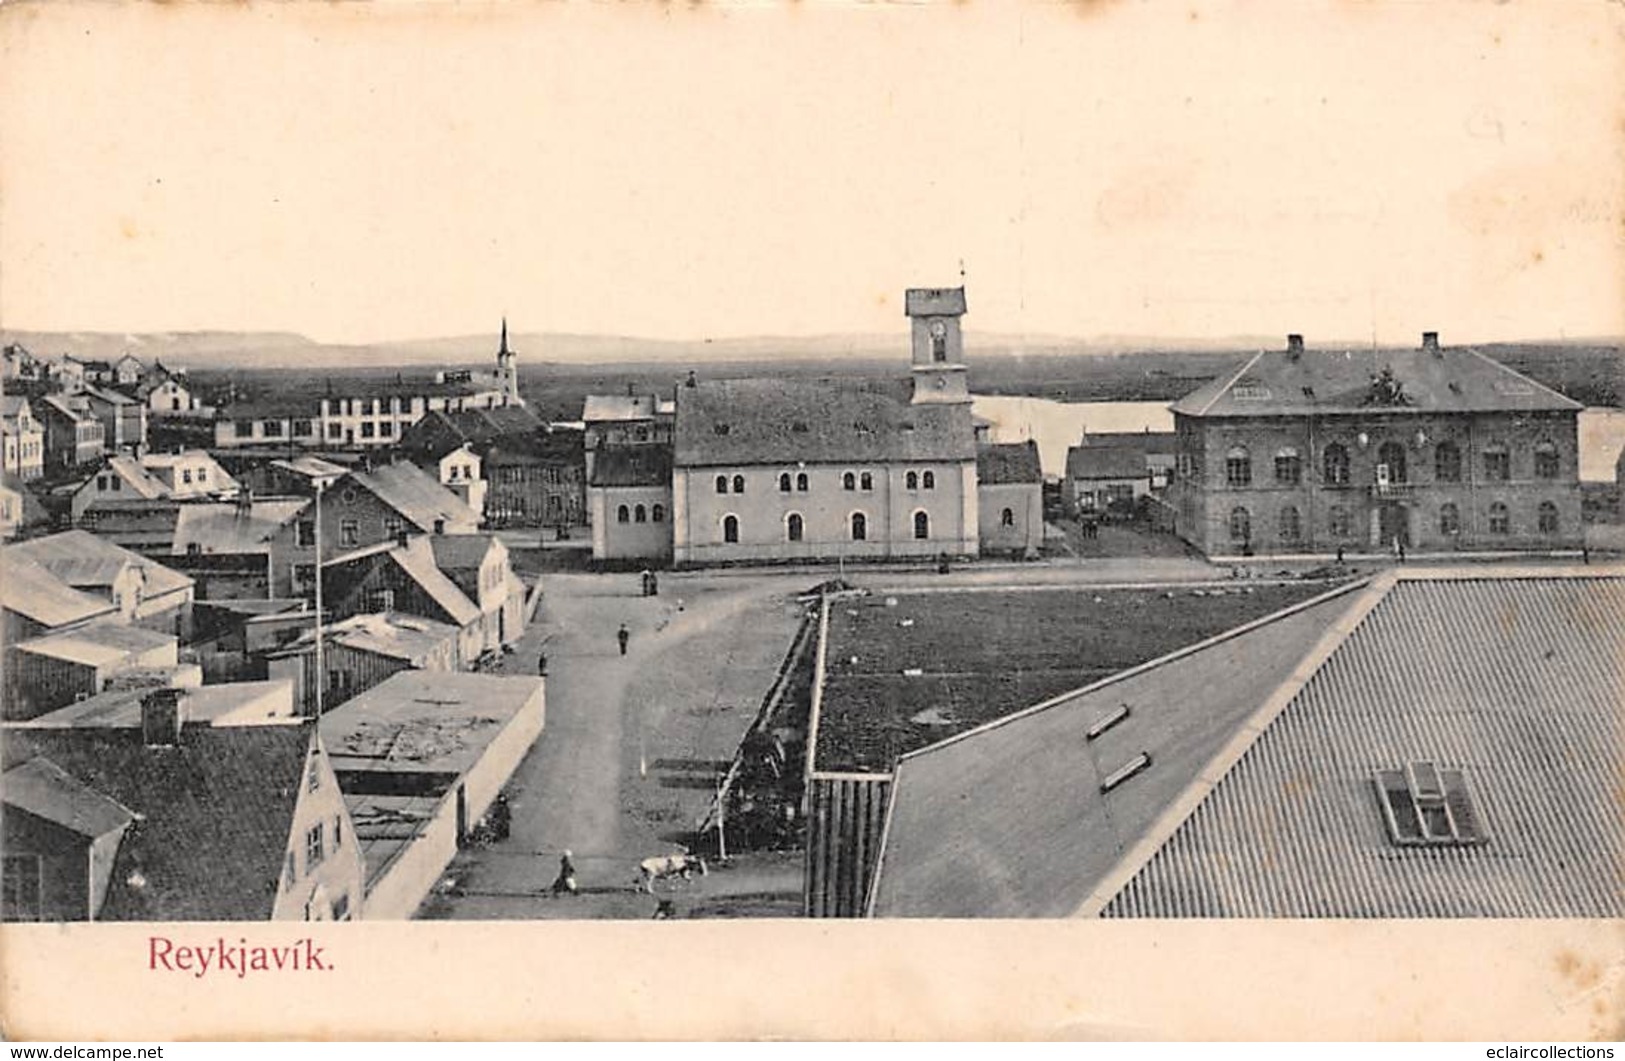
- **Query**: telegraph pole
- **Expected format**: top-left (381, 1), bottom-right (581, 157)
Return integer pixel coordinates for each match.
top-left (313, 481), bottom-right (325, 717)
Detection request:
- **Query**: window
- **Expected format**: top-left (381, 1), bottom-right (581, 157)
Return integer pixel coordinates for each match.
top-left (787, 513), bottom-right (804, 542)
top-left (293, 419), bottom-right (312, 436)
top-left (1484, 443), bottom-right (1510, 482)
top-left (651, 504), bottom-right (665, 523)
top-left (795, 472), bottom-right (809, 493)
top-left (333, 815), bottom-right (343, 849)
top-left (308, 760), bottom-right (321, 792)
top-left (432, 518), bottom-right (445, 535)
top-left (380, 421), bottom-right (393, 437)
top-left (906, 471), bottom-right (919, 490)
top-left (1534, 442), bottom-right (1559, 480)
top-left (182, 468), bottom-right (193, 485)
top-left (2, 854), bottom-right (41, 921)
top-left (331, 892), bottom-right (351, 922)
top-left (327, 423), bottom-right (343, 440)
top-left (1001, 507), bottom-right (1015, 527)
top-left (1228, 506), bottom-right (1251, 543)
top-left (370, 589), bottom-right (394, 612)
top-left (913, 510), bottom-right (930, 540)
top-left (851, 512), bottom-right (867, 541)
top-left (1538, 501), bottom-right (1559, 534)
top-left (722, 514), bottom-right (739, 544)
top-left (616, 505), bottom-right (630, 524)
top-left (96, 475), bottom-right (108, 491)
top-left (1225, 446), bottom-right (1251, 487)
top-left (198, 468), bottom-right (208, 483)
top-left (860, 472), bottom-right (873, 491)
top-left (297, 521), bottom-right (316, 547)
top-left (634, 504), bottom-right (647, 523)
top-left (715, 475), bottom-right (728, 495)
top-left (1488, 501), bottom-right (1510, 535)
top-left (1376, 441), bottom-right (1407, 484)
top-left (1100, 751), bottom-right (1153, 793)
top-left (306, 824), bottom-right (325, 869)
top-left (931, 334), bottom-right (946, 362)
top-left (340, 519), bottom-right (359, 546)
top-left (732, 475), bottom-right (745, 494)
top-left (1373, 761), bottom-right (1488, 847)
top-left (1278, 505), bottom-right (1301, 543)
top-left (265, 420), bottom-right (284, 438)
top-left (186, 542), bottom-right (202, 557)
top-left (1323, 443), bottom-right (1349, 486)
top-left (921, 470), bottom-right (935, 490)
top-left (1439, 503), bottom-right (1461, 536)
top-left (383, 518), bottom-right (403, 539)
top-left (778, 473), bottom-right (792, 493)
top-left (234, 420), bottom-right (254, 438)
top-left (843, 472), bottom-right (856, 491)
top-left (1434, 441), bottom-right (1461, 483)
top-left (1328, 505), bottom-right (1351, 538)
top-left (1274, 448), bottom-right (1301, 486)
top-left (360, 422), bottom-right (375, 439)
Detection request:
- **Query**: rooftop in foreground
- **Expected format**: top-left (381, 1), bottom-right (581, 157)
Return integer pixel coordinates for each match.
top-left (869, 565), bottom-right (1625, 919)
top-left (814, 580), bottom-right (1342, 774)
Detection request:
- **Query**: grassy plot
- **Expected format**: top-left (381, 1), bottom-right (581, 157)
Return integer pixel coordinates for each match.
top-left (815, 581), bottom-right (1342, 772)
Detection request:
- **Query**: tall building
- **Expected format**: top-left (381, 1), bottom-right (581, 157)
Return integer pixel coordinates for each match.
top-left (1166, 333), bottom-right (1584, 557)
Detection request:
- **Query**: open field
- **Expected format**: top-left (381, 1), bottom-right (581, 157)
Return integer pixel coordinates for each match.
top-left (173, 340), bottom-right (1624, 423)
top-left (816, 581), bottom-right (1345, 773)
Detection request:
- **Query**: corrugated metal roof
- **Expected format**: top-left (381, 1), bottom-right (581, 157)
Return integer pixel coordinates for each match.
top-left (8, 530), bottom-right (193, 599)
top-left (15, 680), bottom-right (296, 729)
top-left (387, 537), bottom-right (480, 627)
top-left (320, 671), bottom-right (542, 777)
top-left (0, 553), bottom-right (117, 628)
top-left (1102, 571), bottom-right (1625, 918)
top-left (350, 462), bottom-right (479, 534)
top-left (867, 584), bottom-right (1370, 917)
top-left (171, 500), bottom-right (309, 555)
top-left (14, 623), bottom-right (177, 667)
top-left (582, 394), bottom-right (660, 422)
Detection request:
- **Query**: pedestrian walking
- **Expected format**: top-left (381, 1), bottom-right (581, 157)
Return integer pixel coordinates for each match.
top-left (640, 569), bottom-right (652, 597)
top-left (648, 571), bottom-right (659, 596)
top-left (536, 652), bottom-right (548, 677)
top-left (1336, 545), bottom-right (1345, 565)
top-left (550, 849), bottom-right (578, 896)
top-left (1397, 539), bottom-right (1407, 563)
top-left (617, 623), bottom-right (630, 656)
top-left (489, 793), bottom-right (511, 842)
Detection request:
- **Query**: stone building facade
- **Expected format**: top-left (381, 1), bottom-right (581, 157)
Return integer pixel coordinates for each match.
top-left (1168, 334), bottom-right (1583, 558)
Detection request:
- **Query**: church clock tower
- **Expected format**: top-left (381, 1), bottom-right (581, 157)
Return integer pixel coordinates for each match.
top-left (905, 287), bottom-right (970, 405)
top-left (496, 317), bottom-right (521, 405)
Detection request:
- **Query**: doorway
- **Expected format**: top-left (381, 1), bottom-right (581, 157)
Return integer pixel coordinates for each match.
top-left (1377, 502), bottom-right (1411, 549)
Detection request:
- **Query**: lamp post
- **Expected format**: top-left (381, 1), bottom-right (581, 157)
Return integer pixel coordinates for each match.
top-left (313, 480), bottom-right (325, 718)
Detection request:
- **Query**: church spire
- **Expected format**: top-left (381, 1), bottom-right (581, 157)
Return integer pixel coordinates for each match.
top-left (500, 316), bottom-right (509, 355)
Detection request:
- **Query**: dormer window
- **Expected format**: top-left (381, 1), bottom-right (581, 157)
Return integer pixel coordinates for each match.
top-left (1373, 761), bottom-right (1488, 847)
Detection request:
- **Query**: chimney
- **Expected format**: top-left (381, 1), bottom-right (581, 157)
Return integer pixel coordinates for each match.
top-left (140, 688), bottom-right (185, 747)
top-left (1286, 334), bottom-right (1304, 358)
top-left (1422, 331), bottom-right (1440, 355)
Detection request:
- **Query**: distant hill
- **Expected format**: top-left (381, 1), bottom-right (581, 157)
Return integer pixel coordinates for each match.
top-left (5, 328), bottom-right (1619, 408)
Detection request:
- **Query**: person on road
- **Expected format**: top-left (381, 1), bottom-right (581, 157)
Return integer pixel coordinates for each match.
top-left (617, 623), bottom-right (630, 656)
top-left (551, 849), bottom-right (578, 896)
top-left (536, 652), bottom-right (548, 676)
top-left (488, 793), bottom-right (511, 842)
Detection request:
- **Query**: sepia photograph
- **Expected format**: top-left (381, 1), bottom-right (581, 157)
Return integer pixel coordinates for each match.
top-left (0, 0), bottom-right (1621, 1042)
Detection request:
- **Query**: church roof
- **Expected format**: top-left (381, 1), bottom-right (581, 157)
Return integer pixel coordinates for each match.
top-left (674, 377), bottom-right (976, 467)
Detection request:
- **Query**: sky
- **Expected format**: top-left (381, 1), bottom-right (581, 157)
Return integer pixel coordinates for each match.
top-left (1, 1), bottom-right (1620, 347)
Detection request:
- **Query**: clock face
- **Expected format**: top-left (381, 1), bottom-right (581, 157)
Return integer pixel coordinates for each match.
top-left (929, 320), bottom-right (947, 338)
